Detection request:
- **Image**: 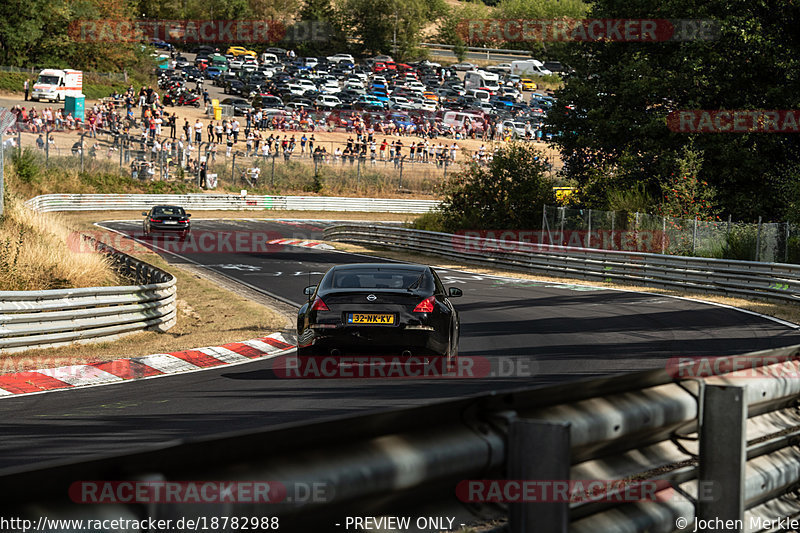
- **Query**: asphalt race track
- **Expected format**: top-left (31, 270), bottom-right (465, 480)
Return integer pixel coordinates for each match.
top-left (1, 218), bottom-right (799, 473)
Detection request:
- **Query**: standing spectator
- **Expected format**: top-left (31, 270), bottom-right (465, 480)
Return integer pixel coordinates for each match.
top-left (207, 121), bottom-right (214, 143)
top-left (232, 118), bottom-right (240, 143)
top-left (308, 134), bottom-right (315, 154)
top-left (24, 79), bottom-right (30, 101)
top-left (36, 134), bottom-right (44, 150)
top-left (215, 121), bottom-right (223, 143)
top-left (183, 119), bottom-right (191, 144)
top-left (168, 113), bottom-right (176, 138)
top-left (194, 119), bottom-right (203, 145)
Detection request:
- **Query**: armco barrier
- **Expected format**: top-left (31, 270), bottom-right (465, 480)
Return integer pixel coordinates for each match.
top-left (3, 345), bottom-right (800, 532)
top-left (24, 194), bottom-right (440, 214)
top-left (324, 224), bottom-right (800, 305)
top-left (0, 232), bottom-right (176, 353)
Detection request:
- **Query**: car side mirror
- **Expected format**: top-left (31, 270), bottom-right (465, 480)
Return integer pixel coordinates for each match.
top-left (448, 287), bottom-right (463, 297)
top-left (303, 285), bottom-right (317, 296)
top-left (187, 213), bottom-right (192, 217)
top-left (141, 212), bottom-right (148, 216)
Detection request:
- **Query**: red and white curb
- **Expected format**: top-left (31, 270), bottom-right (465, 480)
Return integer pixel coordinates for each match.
top-left (267, 238), bottom-right (333, 250)
top-left (0, 332), bottom-right (296, 398)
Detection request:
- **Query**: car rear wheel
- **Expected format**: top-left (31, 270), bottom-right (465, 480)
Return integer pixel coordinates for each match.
top-left (446, 326), bottom-right (459, 373)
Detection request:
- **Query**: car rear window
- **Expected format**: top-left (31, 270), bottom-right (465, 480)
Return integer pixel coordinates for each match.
top-left (153, 206), bottom-right (185, 216)
top-left (330, 269), bottom-right (430, 290)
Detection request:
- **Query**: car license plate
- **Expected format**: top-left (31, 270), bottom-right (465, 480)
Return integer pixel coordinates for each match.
top-left (164, 220), bottom-right (178, 225)
top-left (347, 313), bottom-right (395, 325)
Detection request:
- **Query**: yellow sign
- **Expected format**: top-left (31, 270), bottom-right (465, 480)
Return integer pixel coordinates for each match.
top-left (553, 186), bottom-right (577, 203)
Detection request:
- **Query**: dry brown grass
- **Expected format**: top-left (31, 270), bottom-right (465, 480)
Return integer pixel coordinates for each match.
top-left (0, 194), bottom-right (117, 290)
top-left (0, 241), bottom-right (291, 372)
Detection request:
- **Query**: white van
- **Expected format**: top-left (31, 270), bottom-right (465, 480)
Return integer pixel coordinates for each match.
top-left (30, 69), bottom-right (83, 102)
top-left (443, 111), bottom-right (484, 129)
top-left (464, 70), bottom-right (500, 92)
top-left (467, 89), bottom-right (491, 103)
top-left (510, 60), bottom-right (552, 77)
top-left (260, 52), bottom-right (279, 64)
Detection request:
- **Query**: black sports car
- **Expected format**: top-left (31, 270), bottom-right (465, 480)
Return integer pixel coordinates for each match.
top-left (142, 205), bottom-right (191, 236)
top-left (297, 263), bottom-right (461, 363)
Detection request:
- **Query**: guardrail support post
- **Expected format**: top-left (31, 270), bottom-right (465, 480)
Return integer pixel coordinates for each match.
top-left (698, 384), bottom-right (746, 531)
top-left (756, 216), bottom-right (762, 262)
top-left (692, 217), bottom-right (698, 256)
top-left (662, 216), bottom-right (667, 254)
top-left (508, 419), bottom-right (570, 533)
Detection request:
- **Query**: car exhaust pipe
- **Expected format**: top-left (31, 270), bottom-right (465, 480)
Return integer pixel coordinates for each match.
top-left (401, 350), bottom-right (412, 357)
top-left (330, 348), bottom-right (341, 357)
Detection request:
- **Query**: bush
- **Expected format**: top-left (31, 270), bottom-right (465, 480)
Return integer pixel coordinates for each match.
top-left (11, 148), bottom-right (42, 184)
top-left (437, 143), bottom-right (555, 232)
top-left (722, 224), bottom-right (758, 261)
top-left (409, 210), bottom-right (446, 232)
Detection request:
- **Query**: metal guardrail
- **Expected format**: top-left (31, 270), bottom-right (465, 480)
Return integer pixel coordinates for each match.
top-left (3, 345), bottom-right (800, 532)
top-left (0, 229), bottom-right (176, 353)
top-left (324, 224), bottom-right (800, 305)
top-left (24, 194), bottom-right (440, 214)
top-left (421, 42), bottom-right (535, 57)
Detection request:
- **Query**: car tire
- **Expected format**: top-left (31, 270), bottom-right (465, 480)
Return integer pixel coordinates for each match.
top-left (446, 326), bottom-right (459, 373)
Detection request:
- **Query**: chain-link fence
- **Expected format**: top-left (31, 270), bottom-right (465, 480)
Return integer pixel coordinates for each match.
top-left (2, 127), bottom-right (459, 196)
top-left (543, 205), bottom-right (800, 264)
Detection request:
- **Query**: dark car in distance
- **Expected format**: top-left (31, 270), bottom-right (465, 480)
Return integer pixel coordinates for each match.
top-left (142, 205), bottom-right (191, 237)
top-left (297, 263), bottom-right (461, 365)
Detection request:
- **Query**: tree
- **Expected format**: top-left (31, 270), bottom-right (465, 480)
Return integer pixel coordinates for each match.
top-left (438, 143), bottom-right (555, 231)
top-left (342, 0), bottom-right (445, 59)
top-left (547, 0), bottom-right (800, 222)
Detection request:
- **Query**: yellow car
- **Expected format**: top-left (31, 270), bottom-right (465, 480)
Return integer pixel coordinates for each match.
top-left (521, 78), bottom-right (537, 91)
top-left (227, 46), bottom-right (257, 57)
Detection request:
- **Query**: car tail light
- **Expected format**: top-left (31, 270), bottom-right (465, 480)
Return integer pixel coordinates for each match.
top-left (150, 218), bottom-right (162, 223)
top-left (413, 296), bottom-right (435, 313)
top-left (311, 297), bottom-right (329, 311)
top-left (179, 219), bottom-right (189, 223)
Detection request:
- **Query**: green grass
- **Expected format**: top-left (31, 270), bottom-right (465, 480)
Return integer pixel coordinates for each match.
top-left (0, 71), bottom-right (134, 100)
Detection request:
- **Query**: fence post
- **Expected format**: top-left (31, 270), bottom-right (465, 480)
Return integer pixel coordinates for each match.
top-left (17, 130), bottom-right (21, 157)
top-left (698, 384), bottom-right (746, 530)
top-left (661, 216), bottom-right (666, 254)
top-left (611, 210), bottom-right (615, 248)
top-left (586, 208), bottom-right (592, 248)
top-left (785, 222), bottom-right (790, 263)
top-left (542, 205), bottom-right (551, 244)
top-left (271, 154), bottom-right (276, 187)
top-left (232, 151), bottom-right (237, 184)
top-left (559, 207), bottom-right (565, 243)
top-left (45, 131), bottom-right (49, 166)
top-left (398, 160), bottom-right (403, 190)
top-left (692, 217), bottom-right (698, 256)
top-left (80, 133), bottom-right (85, 172)
top-left (756, 216), bottom-right (762, 262)
top-left (508, 419), bottom-right (570, 533)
